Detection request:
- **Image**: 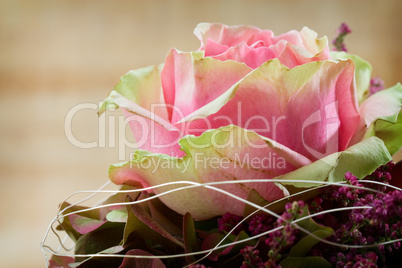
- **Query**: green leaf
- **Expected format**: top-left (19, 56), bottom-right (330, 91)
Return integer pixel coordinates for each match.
top-left (148, 195), bottom-right (183, 236)
top-left (57, 202), bottom-right (101, 242)
top-left (73, 245), bottom-right (126, 268)
top-left (275, 136), bottom-right (391, 188)
top-left (60, 202), bottom-right (102, 221)
top-left (101, 185), bottom-right (141, 208)
top-left (74, 222), bottom-right (125, 263)
top-left (123, 196), bottom-right (184, 251)
top-left (289, 230), bottom-right (333, 258)
top-left (102, 185), bottom-right (142, 223)
top-left (57, 197), bottom-right (112, 240)
top-left (118, 249), bottom-right (166, 268)
top-left (330, 51), bottom-right (372, 104)
top-left (69, 214), bottom-right (106, 234)
top-left (49, 255), bottom-right (75, 268)
top-left (183, 213), bottom-right (197, 263)
top-left (296, 206), bottom-right (333, 234)
top-left (202, 231), bottom-right (251, 261)
top-left (194, 217), bottom-right (219, 232)
top-left (280, 256), bottom-right (332, 268)
top-left (285, 206), bottom-right (334, 258)
top-left (106, 209), bottom-right (128, 223)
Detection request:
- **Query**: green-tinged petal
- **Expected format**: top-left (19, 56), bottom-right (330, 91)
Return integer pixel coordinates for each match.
top-left (162, 49), bottom-right (251, 123)
top-left (275, 136), bottom-right (391, 188)
top-left (179, 57), bottom-right (360, 160)
top-left (300, 27), bottom-right (328, 56)
top-left (179, 58), bottom-right (330, 123)
top-left (360, 84), bottom-right (402, 126)
top-left (97, 65), bottom-right (181, 155)
top-left (99, 64), bottom-right (169, 121)
top-left (109, 125), bottom-right (311, 220)
top-left (357, 83), bottom-right (402, 155)
top-left (374, 111), bottom-right (402, 155)
top-left (331, 51), bottom-right (372, 104)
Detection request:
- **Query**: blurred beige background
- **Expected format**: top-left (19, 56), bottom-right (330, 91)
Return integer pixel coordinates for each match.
top-left (1, 0), bottom-right (401, 267)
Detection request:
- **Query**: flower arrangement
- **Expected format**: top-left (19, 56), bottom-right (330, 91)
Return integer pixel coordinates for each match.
top-left (42, 23), bottom-right (402, 268)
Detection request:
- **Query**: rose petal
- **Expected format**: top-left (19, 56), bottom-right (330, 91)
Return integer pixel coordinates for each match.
top-left (275, 136), bottom-right (392, 188)
top-left (108, 125), bottom-right (310, 220)
top-left (271, 29), bottom-right (304, 47)
top-left (351, 83), bottom-right (402, 155)
top-left (161, 49), bottom-right (252, 123)
top-left (300, 27), bottom-right (329, 56)
top-left (194, 23), bottom-right (274, 50)
top-left (121, 108), bottom-right (184, 157)
top-left (359, 83), bottom-right (402, 128)
top-left (98, 66), bottom-right (186, 156)
top-left (178, 59), bottom-right (359, 161)
top-left (331, 51), bottom-right (372, 104)
top-left (210, 41), bottom-right (280, 69)
top-left (109, 50), bottom-right (251, 156)
top-left (198, 24), bottom-right (330, 69)
top-left (99, 65), bottom-right (168, 121)
top-left (277, 41), bottom-right (330, 68)
top-left (204, 38), bottom-right (230, 57)
top-left (101, 90), bottom-right (184, 156)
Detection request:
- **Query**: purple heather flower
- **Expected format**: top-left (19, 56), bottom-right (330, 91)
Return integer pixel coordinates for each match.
top-left (336, 23), bottom-right (352, 35)
top-left (308, 163), bottom-right (402, 267)
top-left (239, 163), bottom-right (400, 268)
top-left (369, 76), bottom-right (385, 95)
top-left (332, 23), bottom-right (352, 52)
top-left (240, 246), bottom-right (264, 268)
top-left (261, 201), bottom-right (303, 266)
top-left (364, 189), bottom-right (402, 223)
top-left (248, 213), bottom-right (274, 236)
top-left (353, 252), bottom-right (378, 268)
top-left (217, 212), bottom-right (245, 234)
top-left (336, 171), bottom-right (364, 202)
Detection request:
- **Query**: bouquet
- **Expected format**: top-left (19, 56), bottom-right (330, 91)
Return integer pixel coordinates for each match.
top-left (42, 23), bottom-right (402, 268)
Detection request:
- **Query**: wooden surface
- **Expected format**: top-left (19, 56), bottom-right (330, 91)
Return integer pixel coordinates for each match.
top-left (1, 0), bottom-right (401, 267)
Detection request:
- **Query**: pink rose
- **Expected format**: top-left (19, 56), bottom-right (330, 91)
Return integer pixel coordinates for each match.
top-left (100, 23), bottom-right (402, 220)
top-left (194, 23), bottom-right (330, 68)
